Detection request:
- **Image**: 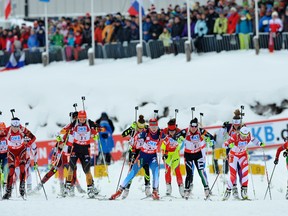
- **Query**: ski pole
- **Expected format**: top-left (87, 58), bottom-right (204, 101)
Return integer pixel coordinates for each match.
top-left (153, 110), bottom-right (158, 119)
top-left (135, 106), bottom-right (138, 123)
top-left (240, 105), bottom-right (245, 125)
top-left (200, 112), bottom-right (204, 128)
top-left (10, 109), bottom-right (15, 118)
top-left (98, 137), bottom-right (111, 183)
top-left (191, 107), bottom-right (195, 119)
top-left (35, 167), bottom-right (48, 200)
top-left (264, 164), bottom-right (276, 200)
top-left (81, 96), bottom-right (86, 111)
top-left (262, 148), bottom-right (272, 200)
top-left (175, 109), bottom-right (178, 121)
top-left (73, 103), bottom-right (78, 111)
top-left (247, 152), bottom-right (256, 199)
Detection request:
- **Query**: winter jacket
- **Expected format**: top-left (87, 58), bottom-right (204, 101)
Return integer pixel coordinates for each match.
top-left (259, 15), bottom-right (271, 32)
top-left (269, 18), bottom-right (283, 33)
top-left (28, 34), bottom-right (39, 49)
top-left (143, 21), bottom-right (152, 41)
top-left (159, 32), bottom-right (172, 47)
top-left (102, 25), bottom-right (114, 43)
top-left (171, 22), bottom-right (184, 39)
top-left (194, 20), bottom-right (208, 37)
top-left (149, 23), bottom-right (163, 40)
top-left (182, 21), bottom-right (197, 38)
top-left (51, 33), bottom-right (64, 47)
top-left (206, 12), bottom-right (219, 34)
top-left (227, 13), bottom-right (240, 34)
top-left (236, 18), bottom-right (253, 34)
top-left (94, 27), bottom-right (103, 43)
top-left (214, 17), bottom-right (228, 34)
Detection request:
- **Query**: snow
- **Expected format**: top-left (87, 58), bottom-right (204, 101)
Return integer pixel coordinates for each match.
top-left (0, 50), bottom-right (288, 214)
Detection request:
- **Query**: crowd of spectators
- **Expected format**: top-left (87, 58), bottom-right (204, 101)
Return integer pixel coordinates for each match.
top-left (0, 0), bottom-right (288, 53)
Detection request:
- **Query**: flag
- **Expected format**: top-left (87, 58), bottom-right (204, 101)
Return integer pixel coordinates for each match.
top-left (39, 0), bottom-right (50, 2)
top-left (128, 0), bottom-right (145, 16)
top-left (4, 0), bottom-right (11, 20)
top-left (0, 52), bottom-right (25, 72)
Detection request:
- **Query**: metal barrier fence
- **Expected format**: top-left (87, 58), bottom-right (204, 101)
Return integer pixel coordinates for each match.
top-left (1, 33), bottom-right (287, 67)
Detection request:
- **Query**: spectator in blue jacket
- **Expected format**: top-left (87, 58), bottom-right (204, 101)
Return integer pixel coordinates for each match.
top-left (28, 29), bottom-right (39, 50)
top-left (194, 13), bottom-right (208, 53)
top-left (96, 112), bottom-right (115, 165)
top-left (143, 16), bottom-right (152, 41)
top-left (259, 9), bottom-right (272, 32)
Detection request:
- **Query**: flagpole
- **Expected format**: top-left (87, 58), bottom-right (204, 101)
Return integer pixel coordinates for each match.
top-left (44, 2), bottom-right (49, 63)
top-left (91, 0), bottom-right (95, 60)
top-left (139, 0), bottom-right (143, 45)
top-left (137, 0), bottom-right (143, 64)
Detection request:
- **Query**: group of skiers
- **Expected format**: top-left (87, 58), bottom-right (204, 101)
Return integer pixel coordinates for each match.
top-left (0, 107), bottom-right (287, 201)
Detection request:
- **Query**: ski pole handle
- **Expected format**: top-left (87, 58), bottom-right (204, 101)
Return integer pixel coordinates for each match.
top-left (135, 106), bottom-right (138, 122)
top-left (10, 109), bottom-right (15, 118)
top-left (191, 107), bottom-right (195, 119)
top-left (81, 96), bottom-right (86, 110)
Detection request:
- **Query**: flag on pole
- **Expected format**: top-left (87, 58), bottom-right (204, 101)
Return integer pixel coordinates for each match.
top-left (39, 0), bottom-right (50, 2)
top-left (4, 0), bottom-right (12, 20)
top-left (0, 52), bottom-right (25, 72)
top-left (128, 0), bottom-right (145, 16)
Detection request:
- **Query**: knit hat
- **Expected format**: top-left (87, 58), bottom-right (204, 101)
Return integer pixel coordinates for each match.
top-left (137, 115), bottom-right (145, 129)
top-left (167, 118), bottom-right (176, 130)
top-left (272, 11), bottom-right (278, 17)
top-left (149, 118), bottom-right (158, 127)
top-left (190, 118), bottom-right (198, 127)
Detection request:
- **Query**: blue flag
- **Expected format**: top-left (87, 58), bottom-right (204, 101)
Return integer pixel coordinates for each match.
top-left (39, 0), bottom-right (50, 2)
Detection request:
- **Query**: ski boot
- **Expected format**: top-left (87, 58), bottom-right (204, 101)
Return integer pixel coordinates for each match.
top-left (179, 184), bottom-right (184, 198)
top-left (241, 186), bottom-right (248, 200)
top-left (122, 188), bottom-right (130, 199)
top-left (166, 183), bottom-right (172, 196)
top-left (232, 185), bottom-right (240, 199)
top-left (19, 181), bottom-right (25, 197)
top-left (223, 188), bottom-right (231, 201)
top-left (145, 185), bottom-right (152, 197)
top-left (2, 186), bottom-right (12, 199)
top-left (184, 189), bottom-right (191, 200)
top-left (204, 187), bottom-right (210, 199)
top-left (87, 184), bottom-right (100, 198)
top-left (152, 188), bottom-right (159, 200)
top-left (59, 182), bottom-right (65, 197)
top-left (110, 187), bottom-right (123, 200)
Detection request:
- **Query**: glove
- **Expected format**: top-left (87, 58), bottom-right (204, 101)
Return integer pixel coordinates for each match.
top-left (131, 122), bottom-right (137, 129)
top-left (177, 136), bottom-right (185, 144)
top-left (34, 162), bottom-right (38, 170)
top-left (274, 159), bottom-right (278, 165)
top-left (205, 137), bottom-right (214, 147)
top-left (260, 142), bottom-right (265, 147)
top-left (131, 152), bottom-right (137, 163)
top-left (56, 135), bottom-right (62, 142)
top-left (162, 154), bottom-right (168, 161)
top-left (283, 151), bottom-right (288, 158)
top-left (93, 134), bottom-right (99, 141)
top-left (229, 142), bottom-right (235, 148)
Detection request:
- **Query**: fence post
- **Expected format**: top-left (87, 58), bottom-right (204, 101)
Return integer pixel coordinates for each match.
top-left (88, 48), bottom-right (95, 66)
top-left (42, 52), bottom-right (49, 66)
top-left (253, 36), bottom-right (260, 55)
top-left (185, 40), bottom-right (191, 62)
top-left (136, 43), bottom-right (143, 64)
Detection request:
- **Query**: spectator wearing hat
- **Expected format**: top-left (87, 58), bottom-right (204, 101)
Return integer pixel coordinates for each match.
top-left (51, 28), bottom-right (64, 47)
top-left (130, 23), bottom-right (139, 40)
top-left (206, 6), bottom-right (219, 35)
top-left (269, 11), bottom-right (283, 36)
top-left (143, 16), bottom-right (152, 41)
top-left (236, 11), bottom-right (253, 50)
top-left (37, 26), bottom-right (46, 47)
top-left (149, 19), bottom-right (163, 40)
top-left (102, 19), bottom-right (114, 43)
top-left (94, 20), bottom-right (104, 44)
top-left (214, 10), bottom-right (228, 35)
top-left (259, 8), bottom-right (272, 32)
top-left (171, 16), bottom-right (184, 39)
top-left (227, 7), bottom-right (240, 34)
top-left (82, 23), bottom-right (92, 46)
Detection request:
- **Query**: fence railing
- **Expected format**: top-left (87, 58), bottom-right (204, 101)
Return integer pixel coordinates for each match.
top-left (0, 32), bottom-right (287, 67)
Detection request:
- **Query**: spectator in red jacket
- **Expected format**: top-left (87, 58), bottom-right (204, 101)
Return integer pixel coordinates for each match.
top-left (227, 7), bottom-right (240, 34)
top-left (94, 21), bottom-right (104, 44)
top-left (74, 30), bottom-right (82, 47)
